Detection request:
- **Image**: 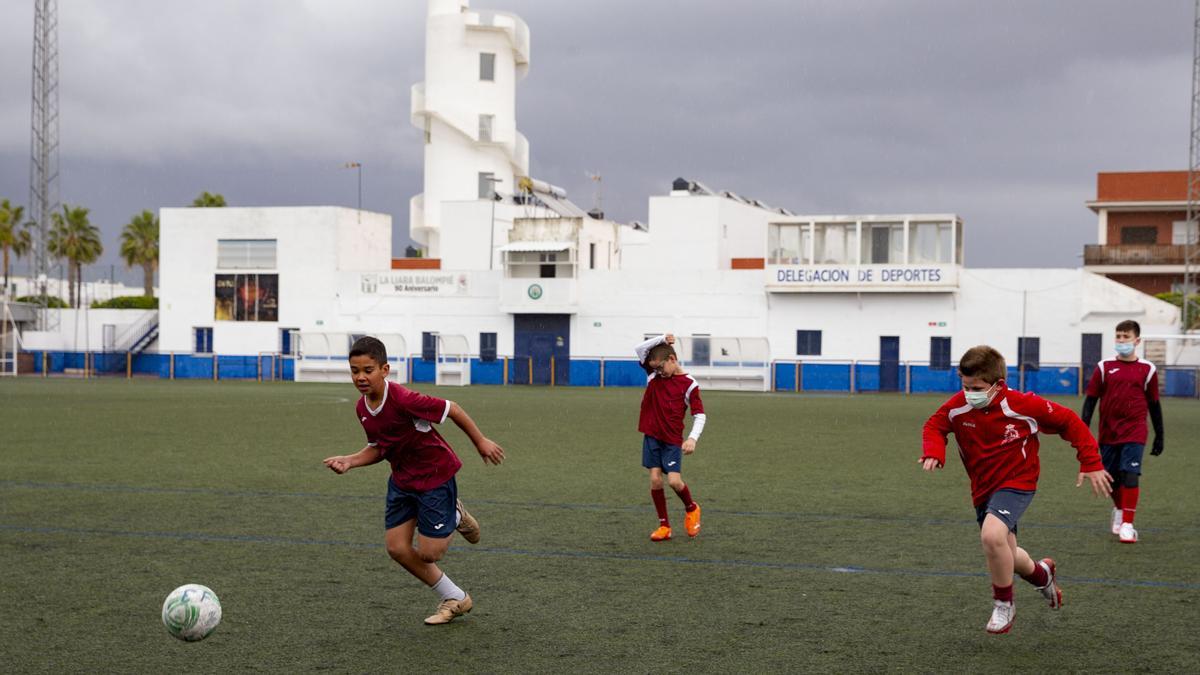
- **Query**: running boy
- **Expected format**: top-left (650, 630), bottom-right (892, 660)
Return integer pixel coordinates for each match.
top-left (635, 333), bottom-right (706, 541)
top-left (920, 345), bottom-right (1111, 634)
top-left (1080, 319), bottom-right (1165, 544)
top-left (324, 336), bottom-right (505, 625)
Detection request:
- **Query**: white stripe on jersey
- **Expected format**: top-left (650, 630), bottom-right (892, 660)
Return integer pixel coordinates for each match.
top-left (948, 402), bottom-right (974, 421)
top-left (683, 376), bottom-right (699, 406)
top-left (1000, 398), bottom-right (1038, 435)
top-left (1137, 358), bottom-right (1157, 389)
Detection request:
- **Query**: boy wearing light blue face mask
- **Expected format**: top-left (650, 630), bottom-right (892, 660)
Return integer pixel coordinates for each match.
top-left (1080, 320), bottom-right (1165, 544)
top-left (920, 345), bottom-right (1112, 634)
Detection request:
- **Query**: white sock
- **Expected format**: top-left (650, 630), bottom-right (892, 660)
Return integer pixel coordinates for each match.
top-left (456, 508), bottom-right (462, 527)
top-left (431, 573), bottom-right (466, 602)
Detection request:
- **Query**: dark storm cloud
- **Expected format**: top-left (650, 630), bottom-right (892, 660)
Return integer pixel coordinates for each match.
top-left (0, 0), bottom-right (1191, 283)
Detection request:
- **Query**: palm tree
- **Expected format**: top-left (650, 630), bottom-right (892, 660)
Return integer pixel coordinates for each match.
top-left (48, 204), bottom-right (103, 307)
top-left (120, 210), bottom-right (159, 297)
top-left (0, 199), bottom-right (31, 294)
top-left (191, 191), bottom-right (227, 207)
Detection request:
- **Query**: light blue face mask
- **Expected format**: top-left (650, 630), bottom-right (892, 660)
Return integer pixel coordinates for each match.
top-left (1115, 342), bottom-right (1136, 356)
top-left (964, 384), bottom-right (997, 409)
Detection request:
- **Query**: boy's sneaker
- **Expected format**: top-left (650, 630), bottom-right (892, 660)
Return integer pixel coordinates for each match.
top-left (986, 600), bottom-right (1015, 634)
top-left (650, 525), bottom-right (672, 541)
top-left (685, 503), bottom-right (702, 537)
top-left (455, 499), bottom-right (480, 544)
top-left (1111, 508), bottom-right (1122, 535)
top-left (424, 594), bottom-right (472, 625)
top-left (1118, 522), bottom-right (1138, 544)
top-left (1035, 558), bottom-right (1062, 609)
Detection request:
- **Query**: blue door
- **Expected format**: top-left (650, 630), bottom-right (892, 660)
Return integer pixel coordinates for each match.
top-left (514, 314), bottom-right (570, 385)
top-left (880, 336), bottom-right (900, 392)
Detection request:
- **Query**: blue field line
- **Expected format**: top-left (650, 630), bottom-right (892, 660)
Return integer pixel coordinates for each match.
top-left (3, 479), bottom-right (1198, 534)
top-left (1, 522), bottom-right (1197, 591)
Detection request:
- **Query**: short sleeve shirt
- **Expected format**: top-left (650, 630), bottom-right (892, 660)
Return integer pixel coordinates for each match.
top-left (356, 381), bottom-right (462, 491)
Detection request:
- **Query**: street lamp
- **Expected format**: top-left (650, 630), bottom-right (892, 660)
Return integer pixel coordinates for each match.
top-left (484, 175), bottom-right (503, 270)
top-left (343, 162), bottom-right (360, 211)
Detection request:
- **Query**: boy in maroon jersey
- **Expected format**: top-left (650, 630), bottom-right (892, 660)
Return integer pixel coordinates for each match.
top-left (1080, 320), bottom-right (1165, 544)
top-left (920, 345), bottom-right (1111, 634)
top-left (323, 336), bottom-right (505, 625)
top-left (635, 333), bottom-right (706, 541)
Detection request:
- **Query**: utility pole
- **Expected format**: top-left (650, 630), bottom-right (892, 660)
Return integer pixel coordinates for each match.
top-left (30, 0), bottom-right (60, 330)
top-left (344, 162), bottom-right (362, 222)
top-left (1186, 0), bottom-right (1200, 331)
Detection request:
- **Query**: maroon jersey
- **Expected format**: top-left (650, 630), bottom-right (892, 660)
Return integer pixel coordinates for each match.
top-left (356, 380), bottom-right (462, 491)
top-left (1085, 358), bottom-right (1159, 445)
top-left (921, 384), bottom-right (1103, 508)
top-left (638, 372), bottom-right (705, 446)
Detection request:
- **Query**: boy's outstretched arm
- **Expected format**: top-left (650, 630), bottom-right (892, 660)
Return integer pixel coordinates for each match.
top-left (1028, 395), bottom-right (1112, 497)
top-left (448, 401), bottom-right (505, 465)
top-left (919, 403), bottom-right (953, 471)
top-left (324, 445), bottom-right (383, 474)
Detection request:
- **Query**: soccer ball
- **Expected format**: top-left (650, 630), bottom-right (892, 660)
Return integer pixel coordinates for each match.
top-left (161, 584), bottom-right (222, 641)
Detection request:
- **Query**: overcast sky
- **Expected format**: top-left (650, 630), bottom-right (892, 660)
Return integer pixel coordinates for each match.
top-left (0, 0), bottom-right (1193, 285)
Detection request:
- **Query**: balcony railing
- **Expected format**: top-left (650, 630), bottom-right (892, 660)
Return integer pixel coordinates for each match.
top-left (1084, 244), bottom-right (1195, 265)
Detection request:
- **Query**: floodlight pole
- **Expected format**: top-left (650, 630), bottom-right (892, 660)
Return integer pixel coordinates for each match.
top-left (485, 176), bottom-right (503, 270)
top-left (344, 162), bottom-right (362, 223)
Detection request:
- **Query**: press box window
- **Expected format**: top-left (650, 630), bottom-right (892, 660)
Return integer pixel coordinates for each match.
top-left (194, 327), bottom-right (213, 354)
top-left (479, 53), bottom-right (495, 81)
top-left (480, 332), bottom-right (497, 362)
top-left (796, 330), bottom-right (822, 356)
top-left (1018, 337), bottom-right (1040, 372)
top-left (422, 332), bottom-right (437, 362)
top-left (217, 239), bottom-right (276, 269)
top-left (930, 336), bottom-right (951, 370)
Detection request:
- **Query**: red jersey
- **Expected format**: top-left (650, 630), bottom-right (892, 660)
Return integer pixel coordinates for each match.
top-left (638, 371), bottom-right (705, 446)
top-left (356, 381), bottom-right (462, 492)
top-left (921, 385), bottom-right (1103, 508)
top-left (1084, 358), bottom-right (1159, 445)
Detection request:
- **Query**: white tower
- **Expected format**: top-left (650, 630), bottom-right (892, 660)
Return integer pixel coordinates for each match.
top-left (410, 0), bottom-right (530, 259)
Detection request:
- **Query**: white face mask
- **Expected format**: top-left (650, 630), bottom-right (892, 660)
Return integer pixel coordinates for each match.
top-left (1114, 342), bottom-right (1136, 356)
top-left (964, 383), bottom-right (997, 409)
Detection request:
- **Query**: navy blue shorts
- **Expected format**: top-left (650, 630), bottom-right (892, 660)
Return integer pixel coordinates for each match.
top-left (1101, 443), bottom-right (1145, 477)
top-left (975, 489), bottom-right (1035, 533)
top-left (385, 476), bottom-right (458, 538)
top-left (642, 435), bottom-right (683, 472)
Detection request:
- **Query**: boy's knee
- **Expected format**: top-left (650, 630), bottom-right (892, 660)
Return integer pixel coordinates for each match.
top-left (386, 542), bottom-right (414, 563)
top-left (417, 548), bottom-right (443, 564)
top-left (649, 476), bottom-right (664, 490)
top-left (667, 474), bottom-right (685, 490)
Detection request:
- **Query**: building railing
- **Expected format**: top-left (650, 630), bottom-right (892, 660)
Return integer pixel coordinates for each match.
top-left (18, 350), bottom-right (1200, 398)
top-left (1084, 244), bottom-right (1193, 265)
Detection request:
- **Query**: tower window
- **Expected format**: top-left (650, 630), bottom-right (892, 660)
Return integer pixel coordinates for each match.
top-left (480, 53), bottom-right (495, 81)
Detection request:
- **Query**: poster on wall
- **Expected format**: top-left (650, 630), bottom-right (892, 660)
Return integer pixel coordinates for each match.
top-left (215, 274), bottom-right (279, 321)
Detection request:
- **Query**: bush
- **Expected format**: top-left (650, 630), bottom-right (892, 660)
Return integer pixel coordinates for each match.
top-left (15, 295), bottom-right (68, 308)
top-left (1155, 292), bottom-right (1200, 329)
top-left (90, 295), bottom-right (159, 310)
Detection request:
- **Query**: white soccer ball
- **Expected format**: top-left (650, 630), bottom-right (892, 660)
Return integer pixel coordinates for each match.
top-left (161, 584), bottom-right (222, 642)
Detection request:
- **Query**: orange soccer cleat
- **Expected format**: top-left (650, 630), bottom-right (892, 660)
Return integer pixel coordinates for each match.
top-left (685, 503), bottom-right (702, 537)
top-left (650, 525), bottom-right (672, 541)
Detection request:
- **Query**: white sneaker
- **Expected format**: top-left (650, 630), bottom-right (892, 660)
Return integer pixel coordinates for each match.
top-left (1118, 522), bottom-right (1138, 544)
top-left (986, 600), bottom-right (1015, 634)
top-left (1111, 508), bottom-right (1122, 535)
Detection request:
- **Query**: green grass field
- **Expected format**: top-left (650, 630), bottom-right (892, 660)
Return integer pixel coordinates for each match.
top-left (1, 378), bottom-right (1197, 673)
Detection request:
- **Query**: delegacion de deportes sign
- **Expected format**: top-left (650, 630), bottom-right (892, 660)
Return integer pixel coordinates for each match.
top-left (768, 265), bottom-right (956, 289)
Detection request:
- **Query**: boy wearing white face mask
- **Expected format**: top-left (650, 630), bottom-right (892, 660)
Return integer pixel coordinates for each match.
top-left (1080, 320), bottom-right (1164, 544)
top-left (920, 345), bottom-right (1112, 634)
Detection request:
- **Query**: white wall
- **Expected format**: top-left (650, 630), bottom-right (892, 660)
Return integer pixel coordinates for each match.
top-left (21, 308), bottom-right (156, 351)
top-left (159, 207), bottom-right (389, 355)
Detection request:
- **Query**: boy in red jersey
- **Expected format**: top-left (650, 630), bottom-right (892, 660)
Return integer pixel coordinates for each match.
top-left (323, 336), bottom-right (505, 625)
top-left (1080, 319), bottom-right (1165, 544)
top-left (635, 333), bottom-right (706, 541)
top-left (920, 345), bottom-right (1111, 634)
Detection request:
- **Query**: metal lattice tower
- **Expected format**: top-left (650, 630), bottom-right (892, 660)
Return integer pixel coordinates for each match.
top-left (1186, 0), bottom-right (1200, 331)
top-left (29, 0), bottom-right (60, 330)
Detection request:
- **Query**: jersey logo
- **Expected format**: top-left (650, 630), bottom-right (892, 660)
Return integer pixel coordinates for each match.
top-left (361, 416), bottom-right (368, 422)
top-left (1046, 401), bottom-right (1054, 413)
top-left (961, 421), bottom-right (976, 428)
top-left (1108, 368), bottom-right (1119, 374)
top-left (1003, 424), bottom-right (1021, 443)
top-left (413, 419), bottom-right (432, 433)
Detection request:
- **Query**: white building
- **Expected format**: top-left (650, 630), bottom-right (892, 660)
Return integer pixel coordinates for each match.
top-left (138, 0), bottom-right (1187, 393)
